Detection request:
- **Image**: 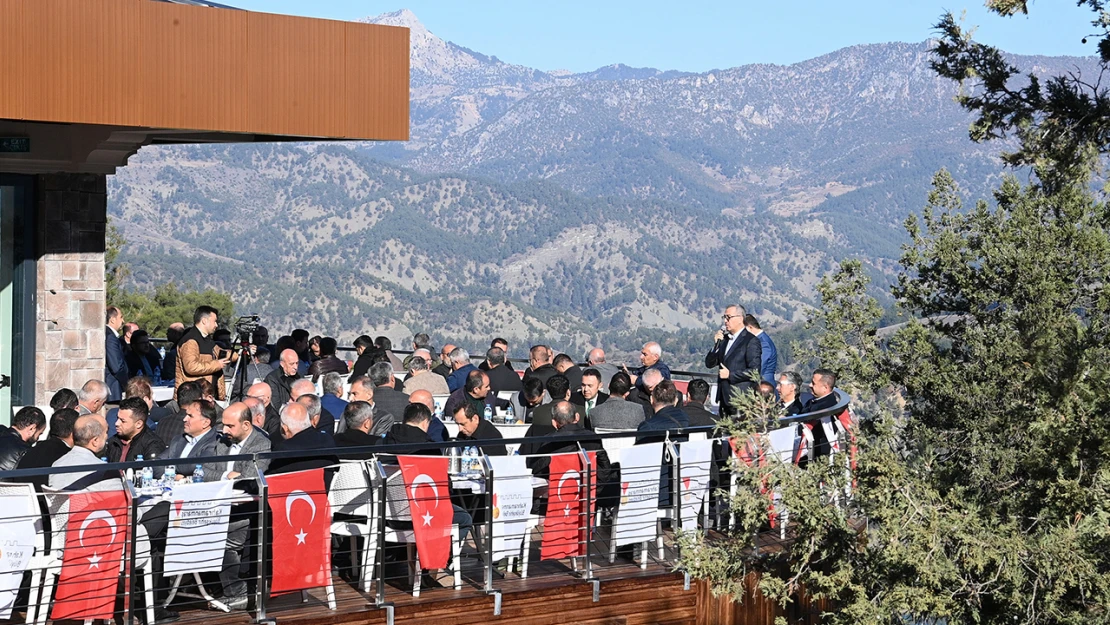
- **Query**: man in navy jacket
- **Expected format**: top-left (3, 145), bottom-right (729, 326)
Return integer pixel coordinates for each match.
top-left (704, 305), bottom-right (762, 417)
top-left (105, 306), bottom-right (128, 402)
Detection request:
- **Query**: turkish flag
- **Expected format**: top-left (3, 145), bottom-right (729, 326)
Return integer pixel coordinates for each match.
top-left (51, 490), bottom-right (129, 621)
top-left (399, 455), bottom-right (452, 569)
top-left (267, 469), bottom-right (332, 594)
top-left (542, 453), bottom-right (582, 560)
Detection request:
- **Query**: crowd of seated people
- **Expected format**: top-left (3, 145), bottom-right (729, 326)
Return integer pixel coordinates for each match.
top-left (0, 304), bottom-right (853, 615)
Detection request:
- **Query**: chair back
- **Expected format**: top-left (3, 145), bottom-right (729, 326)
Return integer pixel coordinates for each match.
top-left (381, 465), bottom-right (410, 522)
top-left (0, 483), bottom-right (44, 553)
top-left (766, 426), bottom-right (800, 464)
top-left (328, 460), bottom-right (374, 516)
top-left (597, 431), bottom-right (636, 462)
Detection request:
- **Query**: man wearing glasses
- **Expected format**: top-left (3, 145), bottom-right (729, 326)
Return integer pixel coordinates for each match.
top-left (704, 305), bottom-right (762, 418)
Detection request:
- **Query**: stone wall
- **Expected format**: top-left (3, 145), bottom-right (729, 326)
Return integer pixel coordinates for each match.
top-left (34, 173), bottom-right (107, 405)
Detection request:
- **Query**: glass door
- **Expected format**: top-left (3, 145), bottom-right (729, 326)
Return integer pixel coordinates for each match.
top-left (0, 184), bottom-right (13, 423)
top-left (0, 175), bottom-right (35, 425)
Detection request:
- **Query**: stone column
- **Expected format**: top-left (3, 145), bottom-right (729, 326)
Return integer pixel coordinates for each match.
top-left (35, 173), bottom-right (107, 405)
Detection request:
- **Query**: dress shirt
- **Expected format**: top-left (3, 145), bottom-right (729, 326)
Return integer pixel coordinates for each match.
top-left (181, 431), bottom-right (206, 457)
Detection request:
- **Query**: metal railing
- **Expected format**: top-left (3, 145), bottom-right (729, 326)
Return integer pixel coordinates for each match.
top-left (0, 398), bottom-right (853, 624)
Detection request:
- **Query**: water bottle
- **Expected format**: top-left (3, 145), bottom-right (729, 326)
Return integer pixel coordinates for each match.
top-left (506, 404), bottom-right (515, 424)
top-left (139, 456), bottom-right (154, 493)
top-left (434, 402), bottom-right (443, 421)
top-left (483, 405), bottom-right (492, 421)
top-left (158, 346), bottom-right (166, 360)
top-left (192, 464), bottom-right (205, 483)
top-left (163, 464), bottom-right (177, 492)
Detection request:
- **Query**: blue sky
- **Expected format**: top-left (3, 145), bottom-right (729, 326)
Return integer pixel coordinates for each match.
top-left (227, 0), bottom-right (1094, 73)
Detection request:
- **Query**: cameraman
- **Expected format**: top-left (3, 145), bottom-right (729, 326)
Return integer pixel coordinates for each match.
top-left (175, 306), bottom-right (238, 402)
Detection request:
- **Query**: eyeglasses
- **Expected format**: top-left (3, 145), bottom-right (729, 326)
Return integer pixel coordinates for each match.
top-left (722, 314), bottom-right (739, 321)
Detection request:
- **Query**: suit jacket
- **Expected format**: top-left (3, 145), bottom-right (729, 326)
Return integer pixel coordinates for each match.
top-left (14, 437), bottom-right (72, 489)
top-left (267, 427), bottom-right (338, 475)
top-left (570, 391), bottom-right (608, 416)
top-left (155, 410), bottom-right (186, 447)
top-left (523, 364), bottom-right (557, 389)
top-left (559, 365), bottom-right (583, 396)
top-left (402, 371), bottom-right (450, 396)
top-left (682, 403), bottom-right (718, 428)
top-left (704, 330), bottom-right (762, 412)
top-left (446, 364), bottom-right (478, 393)
top-left (486, 364), bottom-right (523, 396)
top-left (105, 327), bottom-right (128, 402)
top-left (209, 428), bottom-right (271, 480)
top-left (373, 386), bottom-right (410, 425)
top-left (50, 446), bottom-right (121, 491)
top-left (165, 428), bottom-right (221, 477)
top-left (803, 392), bottom-right (841, 457)
top-left (588, 396), bottom-right (647, 430)
top-left (455, 419), bottom-right (508, 456)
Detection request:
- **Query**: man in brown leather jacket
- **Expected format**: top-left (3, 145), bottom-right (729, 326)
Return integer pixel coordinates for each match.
top-left (175, 305), bottom-right (237, 401)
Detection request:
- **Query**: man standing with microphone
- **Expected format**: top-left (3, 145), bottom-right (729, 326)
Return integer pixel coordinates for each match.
top-left (704, 305), bottom-right (762, 418)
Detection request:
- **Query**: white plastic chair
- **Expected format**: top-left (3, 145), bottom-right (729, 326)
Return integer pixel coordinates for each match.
top-left (0, 484), bottom-right (51, 625)
top-left (382, 468), bottom-right (461, 597)
top-left (39, 484), bottom-right (155, 625)
top-left (328, 460), bottom-right (378, 594)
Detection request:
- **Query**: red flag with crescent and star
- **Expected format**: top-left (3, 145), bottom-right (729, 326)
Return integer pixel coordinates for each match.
top-left (51, 490), bottom-right (129, 621)
top-left (399, 455), bottom-right (452, 569)
top-left (542, 453), bottom-right (583, 560)
top-left (266, 468), bottom-right (332, 594)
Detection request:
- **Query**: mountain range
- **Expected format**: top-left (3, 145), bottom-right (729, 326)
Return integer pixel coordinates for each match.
top-left (107, 9), bottom-right (1095, 368)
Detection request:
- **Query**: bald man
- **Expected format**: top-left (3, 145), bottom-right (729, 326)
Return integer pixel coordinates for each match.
top-left (247, 381), bottom-right (281, 438)
top-left (290, 378), bottom-right (336, 434)
top-left (263, 349), bottom-right (301, 414)
top-left (408, 389), bottom-right (448, 443)
top-left (586, 348), bottom-right (619, 390)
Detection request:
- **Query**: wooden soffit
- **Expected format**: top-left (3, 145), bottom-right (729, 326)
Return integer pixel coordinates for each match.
top-left (0, 0), bottom-right (410, 142)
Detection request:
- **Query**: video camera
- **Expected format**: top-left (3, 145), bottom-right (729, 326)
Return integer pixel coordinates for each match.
top-left (233, 315), bottom-right (261, 337)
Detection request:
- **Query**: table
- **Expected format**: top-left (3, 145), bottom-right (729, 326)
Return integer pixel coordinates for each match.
top-left (152, 385), bottom-right (174, 404)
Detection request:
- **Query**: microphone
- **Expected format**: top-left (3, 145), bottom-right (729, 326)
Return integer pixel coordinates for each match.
top-left (714, 324), bottom-right (727, 350)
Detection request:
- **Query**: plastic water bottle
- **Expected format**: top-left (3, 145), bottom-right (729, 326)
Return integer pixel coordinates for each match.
top-left (192, 464), bottom-right (205, 483)
top-left (163, 465), bottom-right (177, 492)
top-left (506, 404), bottom-right (515, 424)
top-left (483, 405), bottom-right (493, 422)
top-left (158, 346), bottom-right (166, 360)
top-left (434, 402), bottom-right (443, 421)
top-left (139, 457), bottom-right (154, 493)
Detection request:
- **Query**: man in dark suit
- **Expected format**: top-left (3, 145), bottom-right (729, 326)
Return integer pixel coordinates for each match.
top-left (588, 372), bottom-right (648, 430)
top-left (803, 368), bottom-right (841, 458)
top-left (15, 409), bottom-right (79, 489)
top-left (165, 398), bottom-right (222, 479)
top-left (522, 345), bottom-right (557, 388)
top-left (369, 362), bottom-right (410, 423)
top-left (682, 378), bottom-right (719, 428)
top-left (553, 354), bottom-right (582, 397)
top-left (267, 402), bottom-right (338, 474)
top-left (452, 403), bottom-right (507, 456)
top-left (333, 401), bottom-right (381, 452)
top-left (484, 346), bottom-right (522, 397)
top-left (518, 375), bottom-right (582, 455)
top-left (105, 306), bottom-right (128, 402)
top-left (570, 367), bottom-right (608, 422)
top-left (704, 305), bottom-right (762, 417)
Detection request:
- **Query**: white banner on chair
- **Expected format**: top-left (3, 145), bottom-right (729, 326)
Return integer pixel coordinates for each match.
top-left (0, 494), bottom-right (36, 619)
top-left (488, 456), bottom-right (534, 561)
top-left (614, 442), bottom-right (663, 547)
top-left (678, 438), bottom-right (714, 530)
top-left (165, 481), bottom-right (234, 575)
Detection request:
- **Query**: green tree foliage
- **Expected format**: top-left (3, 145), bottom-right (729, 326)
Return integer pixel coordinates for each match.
top-left (114, 283), bottom-right (235, 338)
top-left (105, 217), bottom-right (129, 303)
top-left (932, 2), bottom-right (1110, 189)
top-left (683, 169), bottom-right (1110, 623)
top-left (107, 226), bottom-right (234, 336)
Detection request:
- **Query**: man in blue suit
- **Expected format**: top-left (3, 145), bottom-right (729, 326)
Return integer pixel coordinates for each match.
top-left (704, 305), bottom-right (762, 417)
top-left (105, 306), bottom-right (128, 402)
